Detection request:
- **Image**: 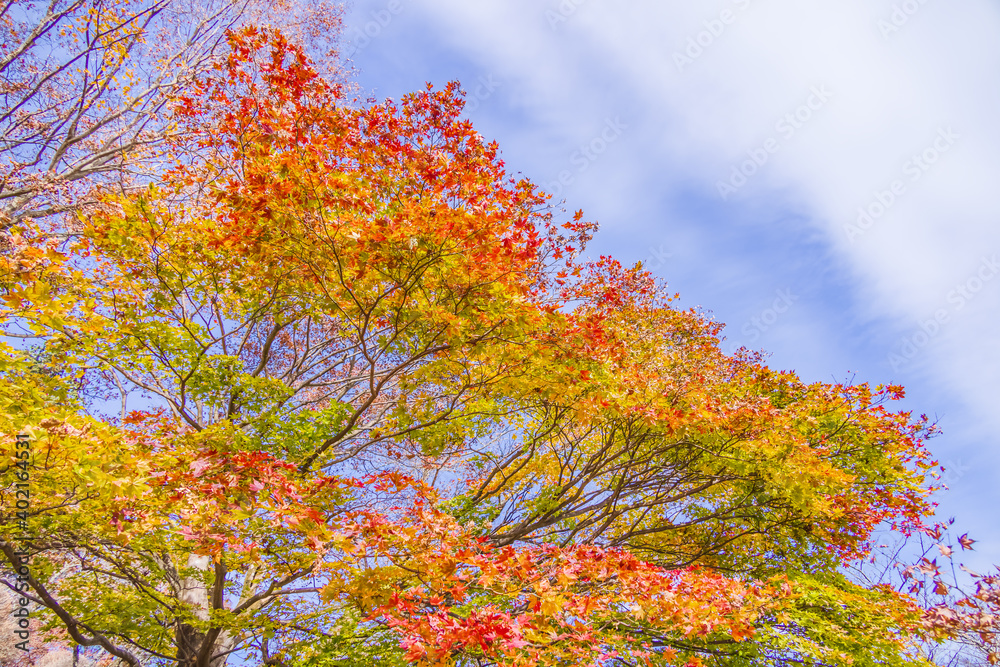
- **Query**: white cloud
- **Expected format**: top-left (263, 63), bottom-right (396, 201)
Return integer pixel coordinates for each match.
top-left (351, 0), bottom-right (1000, 555)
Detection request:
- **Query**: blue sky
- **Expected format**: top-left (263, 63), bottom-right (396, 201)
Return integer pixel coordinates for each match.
top-left (337, 0), bottom-right (1000, 567)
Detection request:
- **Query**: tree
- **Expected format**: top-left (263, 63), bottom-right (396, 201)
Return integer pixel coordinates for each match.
top-left (1, 23), bottom-right (994, 667)
top-left (0, 0), bottom-right (342, 236)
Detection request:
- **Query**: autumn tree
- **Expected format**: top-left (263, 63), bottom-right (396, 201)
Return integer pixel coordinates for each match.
top-left (0, 0), bottom-right (342, 237)
top-left (1, 23), bottom-right (995, 667)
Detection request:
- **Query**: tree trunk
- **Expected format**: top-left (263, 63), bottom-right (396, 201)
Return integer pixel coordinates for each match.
top-left (175, 554), bottom-right (233, 667)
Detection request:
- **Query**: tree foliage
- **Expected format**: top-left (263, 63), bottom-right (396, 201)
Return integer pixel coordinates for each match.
top-left (0, 0), bottom-right (342, 233)
top-left (0, 16), bottom-right (996, 667)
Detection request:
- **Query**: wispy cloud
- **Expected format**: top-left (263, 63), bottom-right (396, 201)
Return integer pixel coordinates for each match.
top-left (346, 0), bottom-right (1000, 560)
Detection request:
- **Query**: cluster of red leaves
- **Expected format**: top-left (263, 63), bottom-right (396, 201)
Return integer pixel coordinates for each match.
top-left (106, 411), bottom-right (357, 555)
top-left (380, 546), bottom-right (778, 664)
top-left (310, 480), bottom-right (788, 666)
top-left (169, 27), bottom-right (593, 311)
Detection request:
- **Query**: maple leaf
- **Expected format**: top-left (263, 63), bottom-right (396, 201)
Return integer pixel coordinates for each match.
top-left (190, 458), bottom-right (214, 477)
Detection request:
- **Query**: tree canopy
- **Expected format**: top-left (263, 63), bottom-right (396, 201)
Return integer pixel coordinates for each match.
top-left (0, 12), bottom-right (997, 667)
